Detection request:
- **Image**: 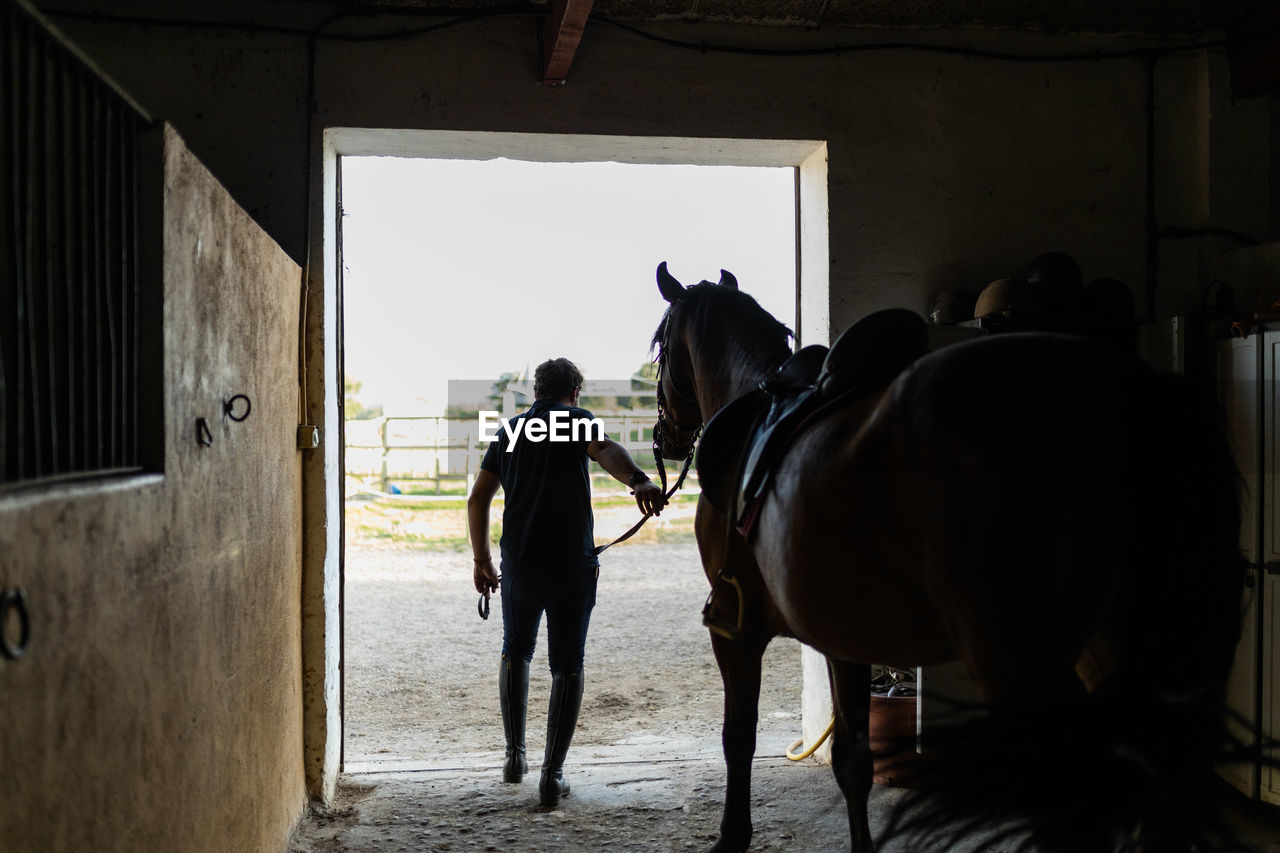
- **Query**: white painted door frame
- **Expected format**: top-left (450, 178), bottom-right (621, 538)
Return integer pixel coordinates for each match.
top-left (305, 128), bottom-right (829, 799)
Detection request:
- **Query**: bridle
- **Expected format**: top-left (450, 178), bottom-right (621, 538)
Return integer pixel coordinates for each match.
top-left (654, 304), bottom-right (703, 439)
top-left (655, 356), bottom-right (702, 440)
top-left (652, 309), bottom-right (703, 495)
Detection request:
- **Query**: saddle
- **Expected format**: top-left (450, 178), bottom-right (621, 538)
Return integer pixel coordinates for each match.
top-left (696, 309), bottom-right (929, 538)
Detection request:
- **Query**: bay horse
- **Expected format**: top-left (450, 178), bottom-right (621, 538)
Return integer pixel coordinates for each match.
top-left (649, 263), bottom-right (1246, 852)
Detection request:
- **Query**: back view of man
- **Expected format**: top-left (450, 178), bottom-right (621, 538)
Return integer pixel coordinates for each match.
top-left (468, 358), bottom-right (666, 807)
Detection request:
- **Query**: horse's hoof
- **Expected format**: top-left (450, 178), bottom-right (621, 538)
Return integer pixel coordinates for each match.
top-left (707, 831), bottom-right (751, 853)
top-left (707, 843), bottom-right (748, 853)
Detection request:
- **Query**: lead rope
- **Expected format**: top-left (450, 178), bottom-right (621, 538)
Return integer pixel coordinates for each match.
top-left (593, 429), bottom-right (699, 556)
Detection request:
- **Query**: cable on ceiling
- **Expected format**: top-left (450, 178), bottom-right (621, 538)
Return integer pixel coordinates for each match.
top-left (39, 5), bottom-right (1227, 63)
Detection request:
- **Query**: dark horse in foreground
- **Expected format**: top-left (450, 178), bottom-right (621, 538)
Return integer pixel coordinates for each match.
top-left (649, 264), bottom-right (1246, 852)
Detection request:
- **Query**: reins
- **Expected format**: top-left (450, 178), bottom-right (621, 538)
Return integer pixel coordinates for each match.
top-left (591, 432), bottom-right (698, 556)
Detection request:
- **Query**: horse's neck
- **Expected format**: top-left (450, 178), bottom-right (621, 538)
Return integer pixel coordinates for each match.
top-left (689, 336), bottom-right (786, 415)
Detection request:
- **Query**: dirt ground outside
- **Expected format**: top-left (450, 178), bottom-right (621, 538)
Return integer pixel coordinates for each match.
top-left (340, 510), bottom-right (806, 771)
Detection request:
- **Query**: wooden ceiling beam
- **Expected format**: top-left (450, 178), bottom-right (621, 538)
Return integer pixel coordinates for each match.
top-left (541, 0), bottom-right (595, 85)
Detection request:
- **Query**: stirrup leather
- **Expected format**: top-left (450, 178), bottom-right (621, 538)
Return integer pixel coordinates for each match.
top-left (701, 572), bottom-right (745, 641)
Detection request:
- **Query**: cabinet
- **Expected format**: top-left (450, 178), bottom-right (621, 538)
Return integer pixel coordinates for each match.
top-left (1215, 331), bottom-right (1279, 803)
top-left (1264, 572), bottom-right (1280, 803)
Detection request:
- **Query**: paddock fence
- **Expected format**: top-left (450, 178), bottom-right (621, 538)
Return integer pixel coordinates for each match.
top-left (344, 412), bottom-right (693, 500)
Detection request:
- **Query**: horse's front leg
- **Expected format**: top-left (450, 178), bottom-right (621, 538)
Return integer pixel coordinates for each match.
top-left (708, 630), bottom-right (768, 853)
top-left (828, 659), bottom-right (875, 852)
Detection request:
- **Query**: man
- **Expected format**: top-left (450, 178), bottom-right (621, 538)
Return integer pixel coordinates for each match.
top-left (468, 358), bottom-right (667, 807)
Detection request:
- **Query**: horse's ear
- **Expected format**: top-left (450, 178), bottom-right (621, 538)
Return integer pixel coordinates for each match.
top-left (718, 270), bottom-right (738, 290)
top-left (657, 262), bottom-right (686, 303)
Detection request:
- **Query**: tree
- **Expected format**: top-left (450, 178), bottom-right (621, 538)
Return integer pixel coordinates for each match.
top-left (617, 361), bottom-right (659, 411)
top-left (444, 403), bottom-right (481, 420)
top-left (488, 372), bottom-right (524, 407)
top-left (344, 377), bottom-right (383, 421)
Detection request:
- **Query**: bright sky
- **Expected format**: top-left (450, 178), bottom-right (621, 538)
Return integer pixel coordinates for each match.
top-left (340, 156), bottom-right (796, 416)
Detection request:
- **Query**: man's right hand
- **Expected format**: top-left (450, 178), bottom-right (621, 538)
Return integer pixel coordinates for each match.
top-left (633, 479), bottom-right (667, 517)
top-left (473, 557), bottom-right (499, 594)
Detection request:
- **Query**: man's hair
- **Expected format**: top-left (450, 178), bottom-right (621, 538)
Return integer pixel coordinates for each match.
top-left (533, 358), bottom-right (584, 401)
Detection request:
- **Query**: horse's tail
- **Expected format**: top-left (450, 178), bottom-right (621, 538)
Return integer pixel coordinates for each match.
top-left (885, 368), bottom-right (1255, 852)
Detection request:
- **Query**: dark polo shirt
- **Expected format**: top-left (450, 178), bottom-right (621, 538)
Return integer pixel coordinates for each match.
top-left (480, 399), bottom-right (602, 572)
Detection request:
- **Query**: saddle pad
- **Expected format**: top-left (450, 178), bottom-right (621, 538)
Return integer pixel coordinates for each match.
top-left (695, 389), bottom-right (768, 517)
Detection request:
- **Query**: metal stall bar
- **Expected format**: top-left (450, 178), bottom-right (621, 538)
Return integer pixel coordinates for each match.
top-left (1, 0), bottom-right (153, 488)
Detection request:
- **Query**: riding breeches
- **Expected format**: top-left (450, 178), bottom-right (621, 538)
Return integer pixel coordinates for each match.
top-left (499, 562), bottom-right (598, 675)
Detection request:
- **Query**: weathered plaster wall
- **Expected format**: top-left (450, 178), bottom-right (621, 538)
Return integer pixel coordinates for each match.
top-left (0, 126), bottom-right (305, 852)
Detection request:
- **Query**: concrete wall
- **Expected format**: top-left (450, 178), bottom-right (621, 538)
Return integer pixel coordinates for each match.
top-left (0, 126), bottom-right (305, 853)
top-left (31, 0), bottom-right (1276, 802)
top-left (45, 5), bottom-right (1272, 323)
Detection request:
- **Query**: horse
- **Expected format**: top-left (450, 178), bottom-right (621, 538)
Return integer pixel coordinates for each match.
top-left (648, 262), bottom-right (1246, 852)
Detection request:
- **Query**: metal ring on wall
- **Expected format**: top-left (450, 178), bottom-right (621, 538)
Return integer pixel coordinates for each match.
top-left (2, 588), bottom-right (31, 660)
top-left (224, 394), bottom-right (252, 423)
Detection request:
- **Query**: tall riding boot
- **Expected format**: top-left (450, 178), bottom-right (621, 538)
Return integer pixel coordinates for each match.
top-left (499, 654), bottom-right (529, 782)
top-left (539, 669), bottom-right (584, 808)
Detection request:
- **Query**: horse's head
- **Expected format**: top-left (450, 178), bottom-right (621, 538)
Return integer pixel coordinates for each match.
top-left (651, 261), bottom-right (717, 460)
top-left (650, 261), bottom-right (794, 461)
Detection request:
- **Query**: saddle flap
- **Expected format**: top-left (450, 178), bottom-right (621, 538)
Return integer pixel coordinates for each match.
top-left (736, 389), bottom-right (825, 525)
top-left (696, 389), bottom-right (768, 517)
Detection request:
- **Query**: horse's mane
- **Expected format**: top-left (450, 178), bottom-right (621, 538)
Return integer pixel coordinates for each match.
top-left (650, 282), bottom-right (793, 364)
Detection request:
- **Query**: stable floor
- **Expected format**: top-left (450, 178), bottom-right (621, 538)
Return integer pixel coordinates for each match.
top-left (291, 744), bottom-right (913, 852)
top-left (288, 748), bottom-right (1280, 852)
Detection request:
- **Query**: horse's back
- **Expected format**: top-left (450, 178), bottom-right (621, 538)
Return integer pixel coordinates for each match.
top-left (884, 334), bottom-right (1155, 690)
top-left (858, 334), bottom-right (1245, 850)
top-left (757, 332), bottom-right (1242, 696)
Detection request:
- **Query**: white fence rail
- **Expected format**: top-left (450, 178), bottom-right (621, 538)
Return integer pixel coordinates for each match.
top-left (344, 413), bottom-right (665, 496)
